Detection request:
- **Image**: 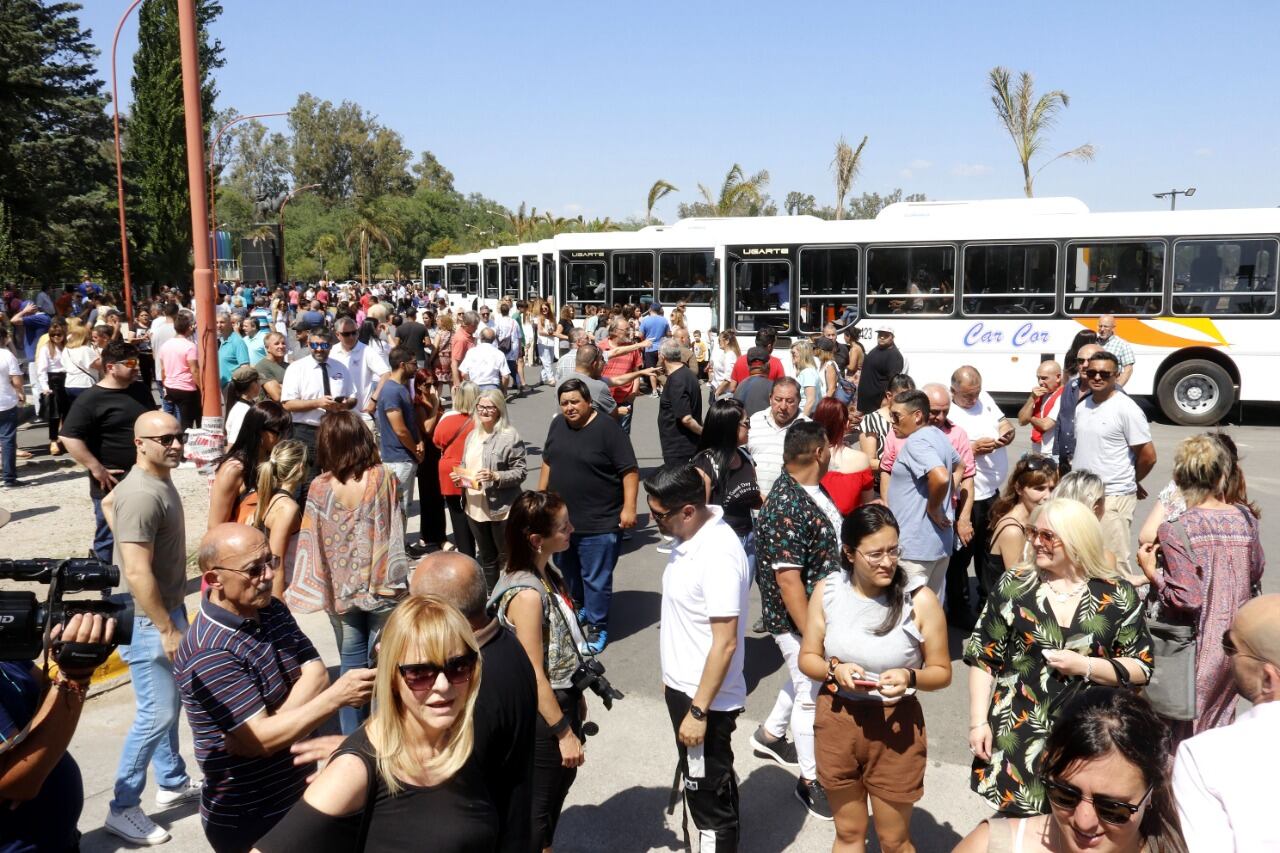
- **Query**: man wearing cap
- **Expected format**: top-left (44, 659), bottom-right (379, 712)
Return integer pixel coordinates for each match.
top-left (733, 347), bottom-right (774, 418)
top-left (856, 324), bottom-right (905, 414)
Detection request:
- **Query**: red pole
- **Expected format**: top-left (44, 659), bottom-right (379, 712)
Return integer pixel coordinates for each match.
top-left (207, 111), bottom-right (288, 288)
top-left (176, 0), bottom-right (221, 424)
top-left (110, 0), bottom-right (145, 323)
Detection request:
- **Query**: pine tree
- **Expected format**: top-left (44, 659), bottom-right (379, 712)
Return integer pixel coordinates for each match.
top-left (0, 0), bottom-right (114, 283)
top-left (128, 0), bottom-right (224, 284)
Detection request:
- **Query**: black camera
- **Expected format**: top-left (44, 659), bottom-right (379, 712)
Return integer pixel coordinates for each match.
top-left (0, 558), bottom-right (133, 664)
top-left (570, 657), bottom-right (624, 711)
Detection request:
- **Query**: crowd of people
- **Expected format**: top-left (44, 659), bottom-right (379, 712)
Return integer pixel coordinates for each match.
top-left (0, 276), bottom-right (1274, 853)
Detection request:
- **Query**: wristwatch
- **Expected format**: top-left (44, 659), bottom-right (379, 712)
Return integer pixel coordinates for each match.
top-left (688, 704), bottom-right (706, 721)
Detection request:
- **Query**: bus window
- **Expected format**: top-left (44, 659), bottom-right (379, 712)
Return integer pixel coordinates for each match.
top-left (866, 245), bottom-right (955, 316)
top-left (501, 260), bottom-right (520, 299)
top-left (962, 243), bottom-right (1056, 316)
top-left (448, 265), bottom-right (467, 294)
top-left (1065, 241), bottom-right (1164, 316)
top-left (732, 261), bottom-right (792, 334)
top-left (541, 255), bottom-right (555, 300)
top-left (659, 251), bottom-right (716, 306)
top-left (798, 246), bottom-right (858, 333)
top-left (484, 261), bottom-right (500, 299)
top-left (467, 264), bottom-right (480, 296)
top-left (1172, 238), bottom-right (1277, 316)
top-left (522, 258), bottom-right (539, 300)
top-left (565, 261), bottom-right (607, 307)
top-left (613, 251), bottom-right (655, 306)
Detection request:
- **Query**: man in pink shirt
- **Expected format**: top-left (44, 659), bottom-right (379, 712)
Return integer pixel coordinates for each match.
top-left (879, 382), bottom-right (975, 547)
top-left (450, 310), bottom-right (478, 389)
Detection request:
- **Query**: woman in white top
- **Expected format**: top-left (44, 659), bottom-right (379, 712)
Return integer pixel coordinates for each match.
top-left (710, 329), bottom-right (740, 399)
top-left (35, 319), bottom-right (69, 455)
top-left (534, 299), bottom-right (559, 385)
top-left (223, 365), bottom-right (261, 447)
top-left (792, 339), bottom-right (821, 416)
top-left (61, 320), bottom-right (100, 402)
top-left (799, 504), bottom-right (950, 853)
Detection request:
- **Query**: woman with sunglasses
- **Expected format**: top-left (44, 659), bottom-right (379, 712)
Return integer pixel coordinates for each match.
top-left (965, 498), bottom-right (1153, 817)
top-left (35, 319), bottom-right (69, 455)
top-left (491, 491), bottom-right (588, 853)
top-left (984, 454), bottom-right (1060, 589)
top-left (798, 505), bottom-right (951, 853)
top-left (455, 389), bottom-right (526, 590)
top-left (208, 401), bottom-right (293, 530)
top-left (256, 596), bottom-right (494, 852)
top-left (957, 688), bottom-right (1187, 853)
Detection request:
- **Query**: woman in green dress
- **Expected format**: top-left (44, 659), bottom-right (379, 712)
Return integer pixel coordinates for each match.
top-left (964, 498), bottom-right (1153, 816)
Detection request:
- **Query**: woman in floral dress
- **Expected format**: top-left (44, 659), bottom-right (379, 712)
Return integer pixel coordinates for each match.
top-left (965, 498), bottom-right (1153, 816)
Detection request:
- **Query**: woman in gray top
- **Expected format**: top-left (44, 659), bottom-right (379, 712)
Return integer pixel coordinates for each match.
top-left (454, 388), bottom-right (527, 590)
top-left (799, 504), bottom-right (950, 853)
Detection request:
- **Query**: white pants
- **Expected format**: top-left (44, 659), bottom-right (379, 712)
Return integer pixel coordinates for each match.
top-left (762, 631), bottom-right (817, 780)
top-left (899, 556), bottom-right (949, 606)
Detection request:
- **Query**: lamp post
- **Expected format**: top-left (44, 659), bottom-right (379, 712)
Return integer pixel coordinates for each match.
top-left (207, 111), bottom-right (287, 288)
top-left (278, 183), bottom-right (320, 284)
top-left (1153, 187), bottom-right (1196, 210)
top-left (110, 0), bottom-right (146, 323)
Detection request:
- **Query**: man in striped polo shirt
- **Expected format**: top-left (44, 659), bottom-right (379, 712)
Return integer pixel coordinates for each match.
top-left (175, 523), bottom-right (375, 853)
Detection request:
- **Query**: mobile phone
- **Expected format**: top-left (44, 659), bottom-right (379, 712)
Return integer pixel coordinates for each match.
top-left (852, 678), bottom-right (880, 689)
top-left (333, 395), bottom-right (349, 405)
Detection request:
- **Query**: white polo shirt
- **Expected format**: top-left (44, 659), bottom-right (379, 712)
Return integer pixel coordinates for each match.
top-left (660, 507), bottom-right (750, 711)
top-left (280, 354), bottom-right (354, 427)
top-left (459, 342), bottom-right (510, 387)
top-left (947, 389), bottom-right (1009, 501)
top-left (747, 410), bottom-right (808, 500)
top-left (329, 339), bottom-right (390, 416)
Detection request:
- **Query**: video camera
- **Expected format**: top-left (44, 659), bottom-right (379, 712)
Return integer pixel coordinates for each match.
top-left (0, 559), bottom-right (133, 665)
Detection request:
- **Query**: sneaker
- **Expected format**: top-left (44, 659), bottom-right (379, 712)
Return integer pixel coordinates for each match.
top-left (155, 778), bottom-right (202, 807)
top-left (751, 726), bottom-right (799, 768)
top-left (795, 778), bottom-right (834, 821)
top-left (105, 806), bottom-right (171, 845)
top-left (584, 627), bottom-right (608, 655)
top-left (406, 541), bottom-right (434, 559)
top-left (1, 480), bottom-right (28, 489)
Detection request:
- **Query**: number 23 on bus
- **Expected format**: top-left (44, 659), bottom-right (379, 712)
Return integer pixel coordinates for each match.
top-left (963, 321), bottom-right (1051, 348)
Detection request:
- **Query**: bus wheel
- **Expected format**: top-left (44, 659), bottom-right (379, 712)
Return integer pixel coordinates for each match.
top-left (1156, 359), bottom-right (1235, 426)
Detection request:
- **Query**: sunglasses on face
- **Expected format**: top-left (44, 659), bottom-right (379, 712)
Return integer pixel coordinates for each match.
top-left (112, 359), bottom-right (139, 369)
top-left (1027, 526), bottom-right (1061, 548)
top-left (309, 342), bottom-right (331, 351)
top-left (1084, 369), bottom-right (1114, 380)
top-left (649, 503), bottom-right (687, 522)
top-left (397, 650), bottom-right (479, 689)
top-left (1044, 778), bottom-right (1152, 826)
top-left (339, 330), bottom-right (357, 338)
top-left (217, 554), bottom-right (279, 579)
top-left (141, 433), bottom-right (185, 446)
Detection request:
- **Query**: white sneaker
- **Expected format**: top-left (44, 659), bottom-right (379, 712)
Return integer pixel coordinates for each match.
top-left (105, 805), bottom-right (171, 845)
top-left (155, 778), bottom-right (202, 807)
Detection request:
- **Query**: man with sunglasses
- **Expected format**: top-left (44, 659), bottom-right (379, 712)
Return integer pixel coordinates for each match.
top-left (329, 316), bottom-right (391, 424)
top-left (1055, 342), bottom-right (1102, 475)
top-left (1173, 595), bottom-right (1280, 852)
top-left (280, 329), bottom-right (356, 474)
top-left (176, 523), bottom-right (375, 853)
top-left (1072, 350), bottom-right (1156, 577)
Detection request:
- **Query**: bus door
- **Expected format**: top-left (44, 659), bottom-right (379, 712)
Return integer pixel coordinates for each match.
top-left (726, 244), bottom-right (794, 338)
top-left (467, 263), bottom-right (480, 310)
top-left (560, 251), bottom-right (607, 317)
top-left (483, 260), bottom-right (501, 307)
top-left (521, 255), bottom-right (539, 301)
top-left (501, 258), bottom-right (520, 302)
top-left (541, 254), bottom-right (555, 301)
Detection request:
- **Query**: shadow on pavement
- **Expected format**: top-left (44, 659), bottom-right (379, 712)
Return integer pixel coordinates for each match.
top-left (902, 806), bottom-right (967, 853)
top-left (6, 505), bottom-right (57, 522)
top-left (607, 589), bottom-right (662, 644)
top-left (557, 784), bottom-right (684, 852)
top-left (743, 635), bottom-right (783, 695)
top-left (737, 762), bottom-right (810, 850)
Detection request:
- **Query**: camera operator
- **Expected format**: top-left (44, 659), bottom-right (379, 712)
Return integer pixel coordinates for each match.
top-left (0, 612), bottom-right (115, 852)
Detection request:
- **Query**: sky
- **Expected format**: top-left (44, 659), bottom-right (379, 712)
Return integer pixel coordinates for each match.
top-left (78, 0), bottom-right (1280, 224)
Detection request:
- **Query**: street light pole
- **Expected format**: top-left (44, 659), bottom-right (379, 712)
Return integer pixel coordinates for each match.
top-left (207, 111), bottom-right (288, 289)
top-left (110, 0), bottom-right (146, 323)
top-left (1153, 187), bottom-right (1196, 210)
top-left (176, 0), bottom-right (221, 423)
top-left (278, 183), bottom-right (320, 284)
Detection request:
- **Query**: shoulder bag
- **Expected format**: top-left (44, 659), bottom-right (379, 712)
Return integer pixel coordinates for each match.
top-left (1144, 519), bottom-right (1202, 721)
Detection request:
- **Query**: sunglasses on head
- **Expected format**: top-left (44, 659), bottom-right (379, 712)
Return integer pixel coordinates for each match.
top-left (1084, 369), bottom-right (1114, 380)
top-left (1021, 454), bottom-right (1058, 474)
top-left (397, 650), bottom-right (479, 689)
top-left (1044, 778), bottom-right (1152, 825)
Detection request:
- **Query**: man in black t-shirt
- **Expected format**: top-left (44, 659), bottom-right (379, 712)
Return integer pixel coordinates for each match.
top-left (60, 341), bottom-right (155, 561)
top-left (856, 325), bottom-right (906, 414)
top-left (393, 315), bottom-right (429, 364)
top-left (658, 340), bottom-right (703, 466)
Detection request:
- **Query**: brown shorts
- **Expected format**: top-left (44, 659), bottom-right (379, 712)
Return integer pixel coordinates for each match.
top-left (813, 692), bottom-right (927, 803)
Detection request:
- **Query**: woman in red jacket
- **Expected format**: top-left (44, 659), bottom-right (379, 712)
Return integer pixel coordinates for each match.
top-left (433, 380), bottom-right (477, 557)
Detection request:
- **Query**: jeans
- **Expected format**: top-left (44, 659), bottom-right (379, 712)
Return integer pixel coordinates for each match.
top-left (616, 406), bottom-right (632, 435)
top-left (384, 460), bottom-right (417, 520)
top-left (329, 606), bottom-right (394, 734)
top-left (0, 407), bottom-right (17, 484)
top-left (506, 358), bottom-right (521, 389)
top-left (762, 631), bottom-right (818, 780)
top-left (91, 493), bottom-right (114, 562)
top-left (158, 382), bottom-right (178, 419)
top-left (665, 686), bottom-right (741, 852)
top-left (467, 516), bottom-right (508, 592)
top-left (111, 606), bottom-right (191, 811)
top-left (164, 386), bottom-right (201, 432)
top-left (556, 531), bottom-right (621, 629)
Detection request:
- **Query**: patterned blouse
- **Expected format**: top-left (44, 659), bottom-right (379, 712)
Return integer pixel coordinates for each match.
top-left (963, 571), bottom-right (1153, 815)
top-left (755, 472), bottom-right (841, 635)
top-left (492, 568), bottom-right (583, 690)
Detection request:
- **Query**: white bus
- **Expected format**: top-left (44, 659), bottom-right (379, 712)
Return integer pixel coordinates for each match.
top-left (419, 258), bottom-right (445, 291)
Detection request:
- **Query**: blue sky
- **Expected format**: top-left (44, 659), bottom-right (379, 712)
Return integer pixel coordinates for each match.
top-left (80, 0), bottom-right (1280, 222)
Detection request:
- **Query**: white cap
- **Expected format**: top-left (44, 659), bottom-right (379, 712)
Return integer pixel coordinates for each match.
top-left (874, 323), bottom-right (896, 336)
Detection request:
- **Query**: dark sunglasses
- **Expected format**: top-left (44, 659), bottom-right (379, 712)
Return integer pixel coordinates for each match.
top-left (1084, 369), bottom-right (1114, 380)
top-left (338, 330), bottom-right (357, 338)
top-left (141, 433), bottom-right (185, 446)
top-left (309, 342), bottom-right (331, 350)
top-left (217, 554), bottom-right (278, 579)
top-left (1021, 454), bottom-right (1058, 474)
top-left (649, 504), bottom-right (687, 522)
top-left (397, 650), bottom-right (479, 689)
top-left (1044, 778), bottom-right (1152, 825)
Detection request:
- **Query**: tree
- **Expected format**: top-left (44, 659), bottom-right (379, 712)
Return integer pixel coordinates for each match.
top-left (831, 135), bottom-right (867, 220)
top-left (784, 192), bottom-right (817, 216)
top-left (129, 0), bottom-right (224, 283)
top-left (646, 179), bottom-right (678, 223)
top-left (288, 93), bottom-right (412, 200)
top-left (988, 67), bottom-right (1095, 197)
top-left (678, 164), bottom-right (772, 218)
top-left (506, 202), bottom-right (538, 242)
top-left (0, 202), bottom-right (17, 284)
top-left (412, 151), bottom-right (455, 193)
top-left (344, 198), bottom-right (401, 286)
top-left (0, 0), bottom-right (116, 283)
top-left (226, 119), bottom-right (292, 202)
top-left (847, 189), bottom-right (927, 220)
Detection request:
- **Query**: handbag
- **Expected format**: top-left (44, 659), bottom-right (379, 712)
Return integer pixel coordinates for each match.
top-left (1144, 519), bottom-right (1203, 721)
top-left (1047, 654), bottom-right (1133, 719)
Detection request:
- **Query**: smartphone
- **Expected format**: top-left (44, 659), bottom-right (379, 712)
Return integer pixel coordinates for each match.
top-left (333, 395), bottom-right (349, 405)
top-left (852, 678), bottom-right (880, 690)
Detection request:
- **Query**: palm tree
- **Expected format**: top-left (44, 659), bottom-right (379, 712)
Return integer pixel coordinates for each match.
top-left (344, 199), bottom-right (402, 286)
top-left (831, 135), bottom-right (868, 220)
top-left (697, 164), bottom-right (770, 216)
top-left (311, 233), bottom-right (340, 273)
top-left (988, 67), bottom-right (1095, 197)
top-left (578, 216), bottom-right (621, 232)
top-left (506, 202), bottom-right (538, 242)
top-left (646, 179), bottom-right (678, 223)
top-left (540, 210), bottom-right (571, 237)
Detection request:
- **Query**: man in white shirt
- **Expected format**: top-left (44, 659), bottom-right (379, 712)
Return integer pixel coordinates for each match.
top-left (648, 464), bottom-right (749, 852)
top-left (491, 301), bottom-right (521, 392)
top-left (746, 377), bottom-right (806, 501)
top-left (458, 327), bottom-right (510, 392)
top-left (328, 315), bottom-right (390, 425)
top-left (1072, 350), bottom-right (1155, 577)
top-left (945, 365), bottom-right (1015, 616)
top-left (1173, 595), bottom-right (1280, 852)
top-left (280, 330), bottom-right (355, 477)
top-left (149, 303), bottom-right (178, 411)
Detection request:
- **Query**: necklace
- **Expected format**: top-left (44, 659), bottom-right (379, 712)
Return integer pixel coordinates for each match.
top-left (1041, 573), bottom-right (1087, 603)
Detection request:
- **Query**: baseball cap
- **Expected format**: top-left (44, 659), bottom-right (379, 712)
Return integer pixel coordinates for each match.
top-left (746, 346), bottom-right (769, 365)
top-left (231, 364), bottom-right (260, 384)
top-left (874, 324), bottom-right (896, 336)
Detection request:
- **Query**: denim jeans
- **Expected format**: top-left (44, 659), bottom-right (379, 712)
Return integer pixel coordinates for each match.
top-left (556, 531), bottom-right (621, 629)
top-left (506, 358), bottom-right (522, 389)
top-left (329, 606), bottom-right (394, 734)
top-left (91, 493), bottom-right (114, 562)
top-left (0, 407), bottom-right (17, 484)
top-left (111, 606), bottom-right (191, 811)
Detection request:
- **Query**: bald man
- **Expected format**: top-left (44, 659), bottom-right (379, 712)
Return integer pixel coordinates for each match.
top-left (101, 411), bottom-right (200, 845)
top-left (175, 524), bottom-right (373, 853)
top-left (1056, 342), bottom-right (1102, 474)
top-left (1095, 314), bottom-right (1135, 386)
top-left (1173, 595), bottom-right (1280, 852)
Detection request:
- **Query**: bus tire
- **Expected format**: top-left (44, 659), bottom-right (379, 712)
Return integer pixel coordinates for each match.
top-left (1156, 359), bottom-right (1235, 426)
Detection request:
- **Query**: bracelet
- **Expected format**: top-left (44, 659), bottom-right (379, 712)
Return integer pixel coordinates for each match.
top-left (827, 657), bottom-right (840, 679)
top-left (548, 715), bottom-right (571, 737)
top-left (1085, 658), bottom-right (1094, 683)
top-left (969, 721), bottom-right (990, 731)
top-left (52, 675), bottom-right (89, 701)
